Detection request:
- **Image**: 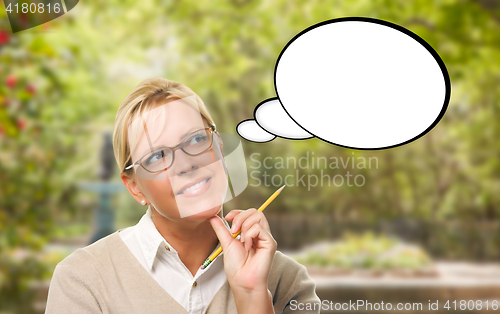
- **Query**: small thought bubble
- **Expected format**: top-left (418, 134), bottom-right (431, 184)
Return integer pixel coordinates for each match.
top-left (237, 119), bottom-right (275, 143)
top-left (254, 98), bottom-right (313, 140)
top-left (237, 17), bottom-right (451, 150)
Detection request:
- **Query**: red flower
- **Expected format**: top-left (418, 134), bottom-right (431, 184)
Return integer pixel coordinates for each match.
top-left (6, 75), bottom-right (17, 88)
top-left (0, 31), bottom-right (9, 45)
top-left (0, 126), bottom-right (4, 135)
top-left (26, 84), bottom-right (36, 95)
top-left (17, 119), bottom-right (26, 130)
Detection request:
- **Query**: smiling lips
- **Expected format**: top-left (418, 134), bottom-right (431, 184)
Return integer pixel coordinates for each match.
top-left (176, 176), bottom-right (212, 197)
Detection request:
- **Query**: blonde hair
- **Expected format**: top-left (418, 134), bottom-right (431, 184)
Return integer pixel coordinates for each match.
top-left (112, 78), bottom-right (215, 177)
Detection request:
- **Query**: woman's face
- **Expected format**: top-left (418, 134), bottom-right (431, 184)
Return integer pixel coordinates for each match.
top-left (127, 98), bottom-right (228, 221)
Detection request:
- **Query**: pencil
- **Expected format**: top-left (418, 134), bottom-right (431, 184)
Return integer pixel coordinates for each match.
top-left (201, 184), bottom-right (286, 270)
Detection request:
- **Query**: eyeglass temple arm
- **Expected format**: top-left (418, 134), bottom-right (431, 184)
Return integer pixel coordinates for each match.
top-left (125, 160), bottom-right (140, 170)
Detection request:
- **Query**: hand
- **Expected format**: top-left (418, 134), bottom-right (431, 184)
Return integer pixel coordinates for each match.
top-left (209, 208), bottom-right (277, 293)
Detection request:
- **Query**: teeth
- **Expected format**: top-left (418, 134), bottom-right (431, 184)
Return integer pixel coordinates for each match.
top-left (179, 178), bottom-right (209, 195)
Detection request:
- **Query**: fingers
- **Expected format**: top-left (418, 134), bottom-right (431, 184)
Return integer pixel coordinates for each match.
top-left (208, 215), bottom-right (235, 251)
top-left (230, 209), bottom-right (271, 239)
top-left (243, 223), bottom-right (277, 251)
top-left (224, 209), bottom-right (243, 221)
top-left (228, 208), bottom-right (256, 233)
top-left (228, 208), bottom-right (271, 236)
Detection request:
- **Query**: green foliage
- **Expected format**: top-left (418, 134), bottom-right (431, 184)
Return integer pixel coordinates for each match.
top-left (0, 7), bottom-right (84, 312)
top-left (294, 231), bottom-right (432, 270)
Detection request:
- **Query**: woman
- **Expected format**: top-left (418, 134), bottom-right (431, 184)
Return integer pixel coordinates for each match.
top-left (45, 78), bottom-right (320, 314)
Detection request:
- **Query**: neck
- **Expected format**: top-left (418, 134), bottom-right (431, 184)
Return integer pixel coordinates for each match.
top-left (150, 207), bottom-right (220, 274)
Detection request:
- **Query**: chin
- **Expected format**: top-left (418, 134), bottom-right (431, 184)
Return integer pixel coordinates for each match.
top-left (186, 204), bottom-right (222, 220)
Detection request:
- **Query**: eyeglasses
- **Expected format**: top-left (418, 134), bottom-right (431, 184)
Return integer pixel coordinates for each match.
top-left (125, 126), bottom-right (216, 173)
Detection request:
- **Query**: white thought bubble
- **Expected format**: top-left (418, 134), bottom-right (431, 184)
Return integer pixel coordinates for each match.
top-left (237, 17), bottom-right (450, 149)
top-left (254, 98), bottom-right (313, 139)
top-left (237, 119), bottom-right (276, 143)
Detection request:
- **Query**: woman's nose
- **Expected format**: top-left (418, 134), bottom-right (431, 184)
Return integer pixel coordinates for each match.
top-left (170, 149), bottom-right (199, 176)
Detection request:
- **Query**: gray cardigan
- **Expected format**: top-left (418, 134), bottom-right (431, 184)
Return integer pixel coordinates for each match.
top-left (45, 228), bottom-right (320, 313)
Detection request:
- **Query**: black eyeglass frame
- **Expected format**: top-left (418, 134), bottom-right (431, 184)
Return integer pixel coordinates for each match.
top-left (124, 126), bottom-right (217, 174)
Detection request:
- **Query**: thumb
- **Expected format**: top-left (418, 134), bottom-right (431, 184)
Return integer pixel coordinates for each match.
top-left (209, 216), bottom-right (234, 250)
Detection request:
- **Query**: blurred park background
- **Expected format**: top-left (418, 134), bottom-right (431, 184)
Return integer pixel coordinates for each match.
top-left (1, 0), bottom-right (500, 313)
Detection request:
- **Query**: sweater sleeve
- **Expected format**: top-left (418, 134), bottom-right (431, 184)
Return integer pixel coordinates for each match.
top-left (282, 262), bottom-right (321, 313)
top-left (270, 251), bottom-right (321, 314)
top-left (45, 254), bottom-right (105, 314)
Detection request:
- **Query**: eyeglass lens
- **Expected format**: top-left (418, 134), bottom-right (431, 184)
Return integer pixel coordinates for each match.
top-left (142, 129), bottom-right (212, 172)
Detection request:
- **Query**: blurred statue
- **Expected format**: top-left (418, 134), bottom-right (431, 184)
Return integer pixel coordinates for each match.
top-left (98, 132), bottom-right (115, 181)
top-left (80, 131), bottom-right (125, 244)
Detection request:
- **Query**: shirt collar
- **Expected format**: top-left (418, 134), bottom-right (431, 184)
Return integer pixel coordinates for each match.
top-left (135, 207), bottom-right (167, 270)
top-left (135, 206), bottom-right (231, 271)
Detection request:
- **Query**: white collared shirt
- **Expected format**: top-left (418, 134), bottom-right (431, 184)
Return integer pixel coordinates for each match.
top-left (118, 207), bottom-right (227, 314)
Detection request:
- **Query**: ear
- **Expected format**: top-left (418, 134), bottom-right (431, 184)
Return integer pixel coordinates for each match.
top-left (121, 172), bottom-right (146, 205)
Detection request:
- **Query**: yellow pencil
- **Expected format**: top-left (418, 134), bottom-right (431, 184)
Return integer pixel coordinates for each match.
top-left (201, 184), bottom-right (286, 269)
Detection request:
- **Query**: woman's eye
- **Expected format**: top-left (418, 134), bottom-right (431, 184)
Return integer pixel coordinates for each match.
top-left (188, 134), bottom-right (207, 145)
top-left (145, 151), bottom-right (166, 165)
